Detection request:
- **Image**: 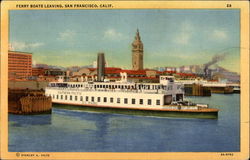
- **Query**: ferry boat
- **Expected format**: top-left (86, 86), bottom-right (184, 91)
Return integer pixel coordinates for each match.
top-left (45, 74), bottom-right (219, 119)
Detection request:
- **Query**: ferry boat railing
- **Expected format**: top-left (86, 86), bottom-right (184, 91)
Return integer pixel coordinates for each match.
top-left (45, 87), bottom-right (179, 94)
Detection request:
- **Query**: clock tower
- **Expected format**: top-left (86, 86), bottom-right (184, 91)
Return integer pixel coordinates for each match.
top-left (132, 29), bottom-right (143, 70)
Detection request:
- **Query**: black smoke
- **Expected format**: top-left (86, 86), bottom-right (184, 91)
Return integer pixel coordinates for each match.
top-left (204, 53), bottom-right (227, 79)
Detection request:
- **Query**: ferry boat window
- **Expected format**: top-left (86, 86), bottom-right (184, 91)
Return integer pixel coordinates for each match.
top-left (168, 85), bottom-right (173, 90)
top-left (132, 99), bottom-right (136, 104)
top-left (65, 95), bottom-right (67, 100)
top-left (100, 85), bottom-right (102, 88)
top-left (52, 95), bottom-right (55, 99)
top-left (70, 95), bottom-right (72, 101)
top-left (138, 85), bottom-right (141, 90)
top-left (140, 99), bottom-right (143, 105)
top-left (156, 100), bottom-right (160, 105)
top-left (56, 95), bottom-right (59, 99)
top-left (80, 96), bottom-right (83, 101)
top-left (75, 96), bottom-right (77, 101)
top-left (117, 98), bottom-right (120, 103)
top-left (97, 97), bottom-right (101, 102)
top-left (81, 85), bottom-right (83, 88)
top-left (124, 98), bottom-right (128, 104)
top-left (148, 99), bottom-right (152, 105)
top-left (177, 85), bottom-right (180, 89)
top-left (91, 97), bottom-right (94, 102)
top-left (86, 96), bottom-right (88, 101)
top-left (110, 98), bottom-right (113, 103)
top-left (104, 97), bottom-right (107, 102)
top-left (61, 95), bottom-right (63, 100)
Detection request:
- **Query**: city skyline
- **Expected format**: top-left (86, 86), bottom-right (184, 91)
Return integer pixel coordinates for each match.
top-left (10, 9), bottom-right (240, 73)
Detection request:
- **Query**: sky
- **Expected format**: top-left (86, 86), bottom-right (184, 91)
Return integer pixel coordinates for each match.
top-left (9, 9), bottom-right (240, 72)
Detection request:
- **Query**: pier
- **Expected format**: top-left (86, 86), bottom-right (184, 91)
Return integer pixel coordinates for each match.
top-left (184, 84), bottom-right (211, 96)
top-left (202, 83), bottom-right (235, 94)
top-left (8, 89), bottom-right (52, 114)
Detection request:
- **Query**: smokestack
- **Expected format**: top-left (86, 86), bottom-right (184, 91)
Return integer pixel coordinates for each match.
top-left (204, 53), bottom-right (226, 79)
top-left (97, 53), bottom-right (105, 82)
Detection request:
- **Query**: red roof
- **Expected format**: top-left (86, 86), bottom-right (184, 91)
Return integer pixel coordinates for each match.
top-left (88, 68), bottom-right (96, 71)
top-left (88, 67), bottom-right (122, 73)
top-left (87, 68), bottom-right (161, 76)
top-left (163, 71), bottom-right (177, 74)
top-left (107, 76), bottom-right (157, 80)
top-left (176, 73), bottom-right (196, 77)
top-left (119, 69), bottom-right (146, 75)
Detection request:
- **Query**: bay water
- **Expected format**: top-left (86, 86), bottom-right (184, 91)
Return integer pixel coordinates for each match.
top-left (8, 94), bottom-right (240, 152)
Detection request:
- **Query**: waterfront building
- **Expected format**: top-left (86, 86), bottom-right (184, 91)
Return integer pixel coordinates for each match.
top-left (34, 63), bottom-right (49, 69)
top-left (8, 50), bottom-right (32, 80)
top-left (165, 67), bottom-right (177, 72)
top-left (174, 73), bottom-right (197, 80)
top-left (32, 67), bottom-right (47, 77)
top-left (44, 68), bottom-right (66, 76)
top-left (132, 29), bottom-right (144, 70)
top-left (71, 67), bottom-right (160, 83)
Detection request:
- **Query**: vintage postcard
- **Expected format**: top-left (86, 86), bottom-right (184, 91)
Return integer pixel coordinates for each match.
top-left (0, 1), bottom-right (249, 160)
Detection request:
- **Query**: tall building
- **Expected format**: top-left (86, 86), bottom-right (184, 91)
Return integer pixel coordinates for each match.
top-left (97, 53), bottom-right (105, 81)
top-left (8, 51), bottom-right (32, 80)
top-left (132, 29), bottom-right (144, 70)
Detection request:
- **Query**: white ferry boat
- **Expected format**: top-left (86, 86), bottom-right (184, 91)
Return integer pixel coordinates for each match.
top-left (45, 74), bottom-right (219, 119)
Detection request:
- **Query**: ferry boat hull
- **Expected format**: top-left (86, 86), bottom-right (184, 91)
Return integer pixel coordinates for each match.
top-left (53, 102), bottom-right (219, 119)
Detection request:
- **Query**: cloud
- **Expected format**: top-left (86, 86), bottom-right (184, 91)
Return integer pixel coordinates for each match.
top-left (10, 41), bottom-right (44, 50)
top-left (174, 33), bottom-right (191, 45)
top-left (58, 29), bottom-right (76, 41)
top-left (180, 21), bottom-right (193, 32)
top-left (174, 21), bottom-right (193, 45)
top-left (212, 29), bottom-right (228, 40)
top-left (104, 29), bottom-right (124, 40)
